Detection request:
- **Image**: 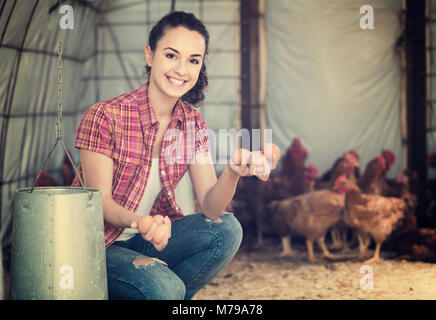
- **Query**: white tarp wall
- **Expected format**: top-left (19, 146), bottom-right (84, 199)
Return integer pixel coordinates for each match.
top-left (265, 0), bottom-right (403, 178)
top-left (0, 0), bottom-right (103, 253)
top-left (0, 0), bottom-right (240, 252)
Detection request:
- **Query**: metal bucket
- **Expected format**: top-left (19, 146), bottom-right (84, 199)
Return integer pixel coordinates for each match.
top-left (10, 187), bottom-right (108, 300)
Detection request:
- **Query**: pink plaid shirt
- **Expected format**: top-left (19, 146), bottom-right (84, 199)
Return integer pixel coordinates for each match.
top-left (72, 82), bottom-right (210, 248)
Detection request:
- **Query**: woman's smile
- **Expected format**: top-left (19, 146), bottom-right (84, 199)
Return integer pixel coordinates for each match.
top-left (166, 75), bottom-right (187, 87)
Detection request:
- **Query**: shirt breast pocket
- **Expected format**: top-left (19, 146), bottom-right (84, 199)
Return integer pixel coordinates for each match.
top-left (112, 154), bottom-right (142, 197)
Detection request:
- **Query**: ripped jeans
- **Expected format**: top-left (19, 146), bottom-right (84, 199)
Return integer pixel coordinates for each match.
top-left (105, 212), bottom-right (243, 300)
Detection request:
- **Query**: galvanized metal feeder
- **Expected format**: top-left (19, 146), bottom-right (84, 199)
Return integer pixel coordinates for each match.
top-left (10, 187), bottom-right (107, 299)
top-left (9, 41), bottom-right (108, 300)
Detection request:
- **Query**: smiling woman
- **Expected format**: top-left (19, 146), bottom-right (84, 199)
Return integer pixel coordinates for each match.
top-left (71, 11), bottom-right (276, 300)
top-left (145, 26), bottom-right (206, 110)
top-left (144, 11), bottom-right (210, 107)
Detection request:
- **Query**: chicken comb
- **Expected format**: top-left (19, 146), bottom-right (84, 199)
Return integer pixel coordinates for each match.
top-left (290, 144), bottom-right (308, 159)
top-left (376, 154), bottom-right (386, 164)
top-left (292, 137), bottom-right (302, 147)
top-left (382, 149), bottom-right (395, 165)
top-left (334, 175), bottom-right (347, 185)
top-left (345, 152), bottom-right (359, 167)
top-left (349, 149), bottom-right (360, 160)
top-left (306, 163), bottom-right (318, 177)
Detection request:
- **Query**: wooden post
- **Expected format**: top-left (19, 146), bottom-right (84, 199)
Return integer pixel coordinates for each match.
top-left (406, 0), bottom-right (427, 181)
top-left (240, 0), bottom-right (261, 150)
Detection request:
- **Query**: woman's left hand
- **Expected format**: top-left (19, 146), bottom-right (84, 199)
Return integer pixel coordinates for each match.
top-left (228, 150), bottom-right (271, 182)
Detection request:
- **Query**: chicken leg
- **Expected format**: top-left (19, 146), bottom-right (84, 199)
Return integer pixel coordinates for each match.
top-left (357, 232), bottom-right (371, 259)
top-left (329, 227), bottom-right (343, 249)
top-left (364, 241), bottom-right (383, 264)
top-left (317, 237), bottom-right (342, 260)
top-left (306, 239), bottom-right (316, 263)
top-left (279, 235), bottom-right (298, 257)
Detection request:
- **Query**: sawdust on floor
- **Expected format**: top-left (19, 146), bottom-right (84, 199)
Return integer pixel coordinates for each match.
top-left (193, 238), bottom-right (436, 300)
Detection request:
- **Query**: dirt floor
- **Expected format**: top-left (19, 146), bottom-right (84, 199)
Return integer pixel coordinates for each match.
top-left (193, 237), bottom-right (436, 300)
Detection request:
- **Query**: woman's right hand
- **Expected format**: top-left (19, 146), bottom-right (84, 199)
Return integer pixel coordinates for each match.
top-left (131, 216), bottom-right (172, 251)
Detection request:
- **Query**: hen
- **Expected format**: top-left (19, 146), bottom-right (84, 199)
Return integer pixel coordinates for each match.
top-left (281, 137), bottom-right (309, 196)
top-left (35, 170), bottom-right (57, 187)
top-left (315, 150), bottom-right (360, 190)
top-left (358, 154), bottom-right (387, 195)
top-left (335, 175), bottom-right (407, 263)
top-left (270, 164), bottom-right (318, 256)
top-left (268, 172), bottom-right (346, 262)
top-left (314, 151), bottom-right (360, 249)
top-left (248, 138), bottom-right (309, 250)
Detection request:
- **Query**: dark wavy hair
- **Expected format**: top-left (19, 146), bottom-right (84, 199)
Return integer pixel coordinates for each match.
top-left (145, 11), bottom-right (209, 107)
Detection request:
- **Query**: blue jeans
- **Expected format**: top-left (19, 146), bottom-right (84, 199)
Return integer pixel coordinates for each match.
top-left (105, 212), bottom-right (243, 300)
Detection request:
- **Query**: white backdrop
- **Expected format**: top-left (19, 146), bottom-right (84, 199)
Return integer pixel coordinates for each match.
top-left (265, 0), bottom-right (403, 178)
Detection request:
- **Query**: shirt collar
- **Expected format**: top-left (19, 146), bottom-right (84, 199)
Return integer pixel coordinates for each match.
top-left (136, 81), bottom-right (186, 129)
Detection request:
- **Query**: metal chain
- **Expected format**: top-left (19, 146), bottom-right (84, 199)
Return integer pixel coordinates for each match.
top-left (56, 40), bottom-right (63, 140)
top-left (30, 40), bottom-right (86, 193)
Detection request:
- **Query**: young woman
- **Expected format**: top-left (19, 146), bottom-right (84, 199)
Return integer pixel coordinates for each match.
top-left (73, 11), bottom-right (275, 300)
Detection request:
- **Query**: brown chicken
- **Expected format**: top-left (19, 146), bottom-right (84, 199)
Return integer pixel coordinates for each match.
top-left (378, 149), bottom-right (396, 195)
top-left (270, 164), bottom-right (318, 256)
top-left (246, 138), bottom-right (310, 250)
top-left (315, 150), bottom-right (360, 190)
top-left (281, 137), bottom-right (309, 196)
top-left (384, 172), bottom-right (418, 210)
top-left (358, 154), bottom-right (387, 195)
top-left (335, 175), bottom-right (407, 264)
top-left (35, 170), bottom-right (57, 187)
top-left (282, 137), bottom-right (308, 178)
top-left (268, 173), bottom-right (346, 262)
top-left (315, 151), bottom-right (360, 250)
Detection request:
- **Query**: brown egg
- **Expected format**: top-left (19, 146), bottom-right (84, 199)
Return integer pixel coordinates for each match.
top-left (261, 143), bottom-right (281, 161)
top-left (231, 148), bottom-right (251, 166)
top-left (251, 151), bottom-right (269, 174)
top-left (153, 224), bottom-right (169, 243)
top-left (153, 214), bottom-right (165, 225)
top-left (137, 215), bottom-right (154, 234)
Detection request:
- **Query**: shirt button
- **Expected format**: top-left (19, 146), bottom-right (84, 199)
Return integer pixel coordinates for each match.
top-left (167, 191), bottom-right (172, 196)
top-left (175, 206), bottom-right (179, 210)
top-left (161, 170), bottom-right (166, 176)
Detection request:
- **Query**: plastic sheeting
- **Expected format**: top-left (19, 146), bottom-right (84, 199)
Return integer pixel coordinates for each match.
top-left (265, 0), bottom-right (403, 178)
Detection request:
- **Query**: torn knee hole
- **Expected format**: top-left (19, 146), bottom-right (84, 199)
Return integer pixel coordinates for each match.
top-left (133, 257), bottom-right (168, 269)
top-left (133, 257), bottom-right (153, 269)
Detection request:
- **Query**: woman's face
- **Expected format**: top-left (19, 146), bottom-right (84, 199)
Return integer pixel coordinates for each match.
top-left (145, 26), bottom-right (206, 102)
